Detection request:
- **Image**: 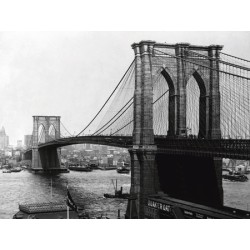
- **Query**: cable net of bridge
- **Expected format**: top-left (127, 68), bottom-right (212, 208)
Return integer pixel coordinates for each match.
top-left (75, 60), bottom-right (135, 137)
top-left (74, 59), bottom-right (173, 137)
top-left (72, 47), bottom-right (250, 140)
top-left (152, 48), bottom-right (250, 139)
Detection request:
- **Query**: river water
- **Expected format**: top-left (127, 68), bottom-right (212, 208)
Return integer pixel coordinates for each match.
top-left (0, 169), bottom-right (131, 219)
top-left (0, 170), bottom-right (250, 219)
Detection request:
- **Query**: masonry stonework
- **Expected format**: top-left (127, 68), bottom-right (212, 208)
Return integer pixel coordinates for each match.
top-left (31, 116), bottom-right (61, 171)
top-left (128, 41), bottom-right (224, 218)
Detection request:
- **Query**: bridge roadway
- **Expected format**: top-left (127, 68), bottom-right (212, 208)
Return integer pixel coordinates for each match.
top-left (25, 136), bottom-right (250, 160)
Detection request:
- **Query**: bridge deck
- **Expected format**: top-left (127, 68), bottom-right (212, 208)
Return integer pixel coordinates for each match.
top-left (24, 136), bottom-right (250, 160)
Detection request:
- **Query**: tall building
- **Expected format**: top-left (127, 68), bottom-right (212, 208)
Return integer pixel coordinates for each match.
top-left (0, 126), bottom-right (9, 150)
top-left (24, 135), bottom-right (32, 148)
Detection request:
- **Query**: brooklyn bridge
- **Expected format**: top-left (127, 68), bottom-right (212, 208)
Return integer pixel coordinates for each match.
top-left (23, 41), bottom-right (250, 218)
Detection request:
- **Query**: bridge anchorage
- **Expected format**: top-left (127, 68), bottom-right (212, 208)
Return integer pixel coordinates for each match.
top-left (24, 40), bottom-right (250, 218)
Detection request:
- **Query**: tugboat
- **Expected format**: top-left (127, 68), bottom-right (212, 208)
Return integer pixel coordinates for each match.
top-left (116, 162), bottom-right (130, 174)
top-left (104, 179), bottom-right (130, 199)
top-left (222, 170), bottom-right (248, 182)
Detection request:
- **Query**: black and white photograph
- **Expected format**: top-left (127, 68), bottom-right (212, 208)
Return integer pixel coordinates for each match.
top-left (0, 0), bottom-right (249, 249)
top-left (1, 31), bottom-right (250, 220)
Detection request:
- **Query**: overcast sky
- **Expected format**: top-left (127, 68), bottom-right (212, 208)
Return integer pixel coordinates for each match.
top-left (1, 31), bottom-right (250, 145)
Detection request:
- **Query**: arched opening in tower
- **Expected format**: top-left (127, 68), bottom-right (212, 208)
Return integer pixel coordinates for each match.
top-left (38, 125), bottom-right (46, 143)
top-left (153, 74), bottom-right (169, 135)
top-left (153, 69), bottom-right (175, 136)
top-left (49, 124), bottom-right (56, 140)
top-left (186, 71), bottom-right (207, 138)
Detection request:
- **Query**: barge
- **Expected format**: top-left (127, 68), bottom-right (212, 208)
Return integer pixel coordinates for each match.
top-left (13, 202), bottom-right (86, 219)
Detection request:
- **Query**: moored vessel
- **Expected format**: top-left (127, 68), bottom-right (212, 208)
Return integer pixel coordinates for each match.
top-left (13, 202), bottom-right (85, 219)
top-left (222, 171), bottom-right (248, 182)
top-left (98, 165), bottom-right (116, 170)
top-left (116, 162), bottom-right (130, 174)
top-left (68, 164), bottom-right (92, 172)
top-left (104, 179), bottom-right (130, 199)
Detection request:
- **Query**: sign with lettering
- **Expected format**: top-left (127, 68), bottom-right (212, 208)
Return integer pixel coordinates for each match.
top-left (147, 199), bottom-right (171, 212)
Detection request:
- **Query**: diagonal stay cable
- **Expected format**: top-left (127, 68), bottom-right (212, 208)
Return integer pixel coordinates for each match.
top-left (97, 71), bottom-right (163, 136)
top-left (95, 101), bottom-right (134, 136)
top-left (92, 97), bottom-right (134, 136)
top-left (110, 89), bottom-right (170, 136)
top-left (60, 121), bottom-right (73, 137)
top-left (75, 59), bottom-right (135, 137)
top-left (110, 120), bottom-right (134, 136)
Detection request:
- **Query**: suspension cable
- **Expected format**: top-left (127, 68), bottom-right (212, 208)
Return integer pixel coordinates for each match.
top-left (110, 88), bottom-right (170, 136)
top-left (153, 48), bottom-right (250, 81)
top-left (95, 101), bottom-right (134, 136)
top-left (60, 121), bottom-right (73, 137)
top-left (188, 49), bottom-right (250, 72)
top-left (110, 120), bottom-right (133, 136)
top-left (220, 52), bottom-right (250, 63)
top-left (92, 97), bottom-right (134, 136)
top-left (75, 59), bottom-right (135, 137)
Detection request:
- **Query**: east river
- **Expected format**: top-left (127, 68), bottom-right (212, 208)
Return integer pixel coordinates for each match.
top-left (0, 169), bottom-right (130, 219)
top-left (0, 169), bottom-right (250, 219)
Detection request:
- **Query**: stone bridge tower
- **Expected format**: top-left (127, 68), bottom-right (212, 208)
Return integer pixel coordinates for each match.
top-left (128, 41), bottom-right (223, 218)
top-left (31, 116), bottom-right (61, 172)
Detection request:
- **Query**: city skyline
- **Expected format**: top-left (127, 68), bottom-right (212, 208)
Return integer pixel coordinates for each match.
top-left (1, 31), bottom-right (250, 144)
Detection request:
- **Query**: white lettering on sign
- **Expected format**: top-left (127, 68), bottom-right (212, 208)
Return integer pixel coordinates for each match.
top-left (183, 210), bottom-right (194, 216)
top-left (147, 200), bottom-right (171, 212)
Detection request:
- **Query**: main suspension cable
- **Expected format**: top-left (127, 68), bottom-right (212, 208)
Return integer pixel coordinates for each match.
top-left (75, 59), bottom-right (135, 137)
top-left (153, 48), bottom-right (250, 81)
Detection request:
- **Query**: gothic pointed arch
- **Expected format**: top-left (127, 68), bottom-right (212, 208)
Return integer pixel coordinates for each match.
top-left (160, 67), bottom-right (176, 136)
top-left (186, 69), bottom-right (208, 138)
top-left (38, 124), bottom-right (46, 143)
top-left (48, 124), bottom-right (56, 140)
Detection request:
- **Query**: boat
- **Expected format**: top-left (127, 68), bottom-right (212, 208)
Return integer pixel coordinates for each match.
top-left (68, 164), bottom-right (93, 172)
top-left (89, 163), bottom-right (99, 169)
top-left (222, 171), bottom-right (248, 182)
top-left (117, 168), bottom-right (130, 174)
top-left (104, 179), bottom-right (130, 199)
top-left (13, 202), bottom-right (85, 219)
top-left (10, 167), bottom-right (22, 173)
top-left (13, 185), bottom-right (90, 219)
top-left (116, 162), bottom-right (130, 174)
top-left (98, 165), bottom-right (117, 170)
